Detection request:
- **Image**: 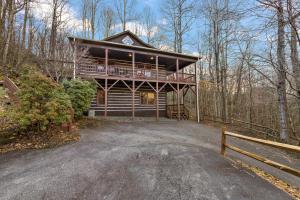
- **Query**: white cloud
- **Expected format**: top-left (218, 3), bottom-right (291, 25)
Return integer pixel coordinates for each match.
top-left (158, 18), bottom-right (167, 26)
top-left (31, 0), bottom-right (82, 31)
top-left (192, 52), bottom-right (200, 57)
top-left (114, 21), bottom-right (158, 38)
top-left (158, 44), bottom-right (173, 51)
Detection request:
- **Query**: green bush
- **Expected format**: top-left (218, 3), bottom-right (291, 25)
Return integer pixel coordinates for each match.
top-left (0, 87), bottom-right (5, 98)
top-left (14, 71), bottom-right (73, 132)
top-left (62, 79), bottom-right (96, 119)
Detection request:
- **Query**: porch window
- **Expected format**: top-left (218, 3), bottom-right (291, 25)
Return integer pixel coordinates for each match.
top-left (97, 89), bottom-right (105, 105)
top-left (140, 91), bottom-right (156, 105)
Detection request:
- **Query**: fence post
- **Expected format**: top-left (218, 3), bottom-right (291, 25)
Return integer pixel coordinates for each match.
top-left (221, 127), bottom-right (227, 155)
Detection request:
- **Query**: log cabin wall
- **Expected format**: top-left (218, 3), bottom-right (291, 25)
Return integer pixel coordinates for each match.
top-left (91, 85), bottom-right (167, 117)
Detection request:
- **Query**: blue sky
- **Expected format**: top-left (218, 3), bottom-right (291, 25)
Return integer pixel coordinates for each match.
top-left (60, 0), bottom-right (267, 56)
top-left (67, 0), bottom-right (202, 54)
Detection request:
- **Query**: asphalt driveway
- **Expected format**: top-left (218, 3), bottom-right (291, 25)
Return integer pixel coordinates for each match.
top-left (0, 119), bottom-right (296, 200)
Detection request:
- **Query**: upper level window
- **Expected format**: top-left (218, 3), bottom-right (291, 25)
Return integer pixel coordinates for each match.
top-left (122, 36), bottom-right (134, 45)
top-left (140, 91), bottom-right (155, 105)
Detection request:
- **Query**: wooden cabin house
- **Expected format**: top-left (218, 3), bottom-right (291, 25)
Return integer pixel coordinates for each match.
top-left (69, 31), bottom-right (199, 121)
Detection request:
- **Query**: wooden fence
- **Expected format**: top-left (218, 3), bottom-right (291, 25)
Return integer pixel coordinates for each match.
top-left (202, 114), bottom-right (300, 145)
top-left (221, 128), bottom-right (300, 177)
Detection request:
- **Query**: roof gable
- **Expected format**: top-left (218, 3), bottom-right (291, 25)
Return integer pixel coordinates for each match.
top-left (102, 31), bottom-right (155, 49)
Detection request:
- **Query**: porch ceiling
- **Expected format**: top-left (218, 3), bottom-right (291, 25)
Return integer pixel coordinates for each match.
top-left (88, 47), bottom-right (194, 71)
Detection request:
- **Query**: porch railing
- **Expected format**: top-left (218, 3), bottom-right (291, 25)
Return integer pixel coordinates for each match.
top-left (77, 64), bottom-right (195, 83)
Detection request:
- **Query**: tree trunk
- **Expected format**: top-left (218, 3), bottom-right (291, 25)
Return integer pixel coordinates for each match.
top-left (21, 0), bottom-right (28, 50)
top-left (0, 1), bottom-right (8, 55)
top-left (122, 0), bottom-right (127, 31)
top-left (288, 0), bottom-right (300, 124)
top-left (28, 15), bottom-right (34, 52)
top-left (49, 0), bottom-right (58, 59)
top-left (276, 0), bottom-right (289, 141)
top-left (2, 0), bottom-right (14, 65)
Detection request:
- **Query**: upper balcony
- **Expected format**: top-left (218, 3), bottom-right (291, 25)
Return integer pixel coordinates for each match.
top-left (77, 63), bottom-right (196, 84)
top-left (71, 36), bottom-right (198, 84)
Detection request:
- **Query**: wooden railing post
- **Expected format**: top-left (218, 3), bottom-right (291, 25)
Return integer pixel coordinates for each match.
top-left (105, 48), bottom-right (108, 75)
top-left (221, 127), bottom-right (227, 155)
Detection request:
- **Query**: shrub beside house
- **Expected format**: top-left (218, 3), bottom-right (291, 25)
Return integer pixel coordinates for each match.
top-left (0, 69), bottom-right (96, 153)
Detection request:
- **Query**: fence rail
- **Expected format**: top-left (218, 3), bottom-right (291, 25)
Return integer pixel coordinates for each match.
top-left (202, 114), bottom-right (300, 144)
top-left (221, 128), bottom-right (300, 177)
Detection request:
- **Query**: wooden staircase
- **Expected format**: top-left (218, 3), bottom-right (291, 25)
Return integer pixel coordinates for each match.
top-left (167, 104), bottom-right (190, 120)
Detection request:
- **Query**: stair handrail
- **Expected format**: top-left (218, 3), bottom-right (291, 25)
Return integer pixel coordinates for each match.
top-left (3, 76), bottom-right (19, 94)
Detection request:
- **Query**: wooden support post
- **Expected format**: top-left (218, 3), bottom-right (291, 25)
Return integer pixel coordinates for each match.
top-left (172, 91), bottom-right (175, 105)
top-left (182, 68), bottom-right (184, 82)
top-left (182, 87), bottom-right (185, 106)
top-left (156, 56), bottom-right (159, 120)
top-left (104, 78), bottom-right (108, 118)
top-left (132, 52), bottom-right (135, 120)
top-left (105, 48), bottom-right (108, 75)
top-left (132, 81), bottom-right (135, 120)
top-left (176, 58), bottom-right (180, 120)
top-left (73, 38), bottom-right (76, 79)
top-left (195, 62), bottom-right (200, 123)
top-left (221, 127), bottom-right (227, 155)
top-left (132, 52), bottom-right (135, 78)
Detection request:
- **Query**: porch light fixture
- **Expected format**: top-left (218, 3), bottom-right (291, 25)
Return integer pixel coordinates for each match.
top-left (150, 56), bottom-right (154, 60)
top-left (129, 53), bottom-right (132, 57)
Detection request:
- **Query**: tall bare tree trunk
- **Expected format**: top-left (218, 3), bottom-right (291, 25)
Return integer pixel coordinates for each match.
top-left (2, 0), bottom-right (14, 65)
top-left (49, 0), bottom-right (58, 59)
top-left (122, 0), bottom-right (126, 31)
top-left (28, 14), bottom-right (34, 52)
top-left (0, 1), bottom-right (8, 56)
top-left (287, 0), bottom-right (300, 124)
top-left (21, 0), bottom-right (29, 50)
top-left (276, 0), bottom-right (289, 141)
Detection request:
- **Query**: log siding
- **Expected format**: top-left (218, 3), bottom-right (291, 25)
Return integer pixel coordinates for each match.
top-left (91, 86), bottom-right (166, 116)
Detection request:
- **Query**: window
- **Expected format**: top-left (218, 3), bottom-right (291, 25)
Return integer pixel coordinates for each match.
top-left (97, 90), bottom-right (105, 105)
top-left (122, 36), bottom-right (134, 45)
top-left (140, 91), bottom-right (156, 105)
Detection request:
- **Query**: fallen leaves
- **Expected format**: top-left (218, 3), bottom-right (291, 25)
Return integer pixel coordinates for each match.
top-left (232, 159), bottom-right (300, 200)
top-left (0, 129), bottom-right (80, 154)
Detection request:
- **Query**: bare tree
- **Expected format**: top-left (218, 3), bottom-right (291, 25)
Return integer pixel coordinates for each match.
top-left (21, 0), bottom-right (30, 50)
top-left (90, 0), bottom-right (101, 39)
top-left (114, 0), bottom-right (137, 31)
top-left (257, 0), bottom-right (289, 141)
top-left (49, 0), bottom-right (68, 59)
top-left (81, 0), bottom-right (88, 38)
top-left (162, 0), bottom-right (195, 53)
top-left (2, 0), bottom-right (15, 65)
top-left (141, 6), bottom-right (157, 45)
top-left (100, 6), bottom-right (115, 38)
top-left (287, 0), bottom-right (300, 123)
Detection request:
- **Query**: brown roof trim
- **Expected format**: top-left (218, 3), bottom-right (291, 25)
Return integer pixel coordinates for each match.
top-left (102, 30), bottom-right (155, 49)
top-left (68, 36), bottom-right (199, 62)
